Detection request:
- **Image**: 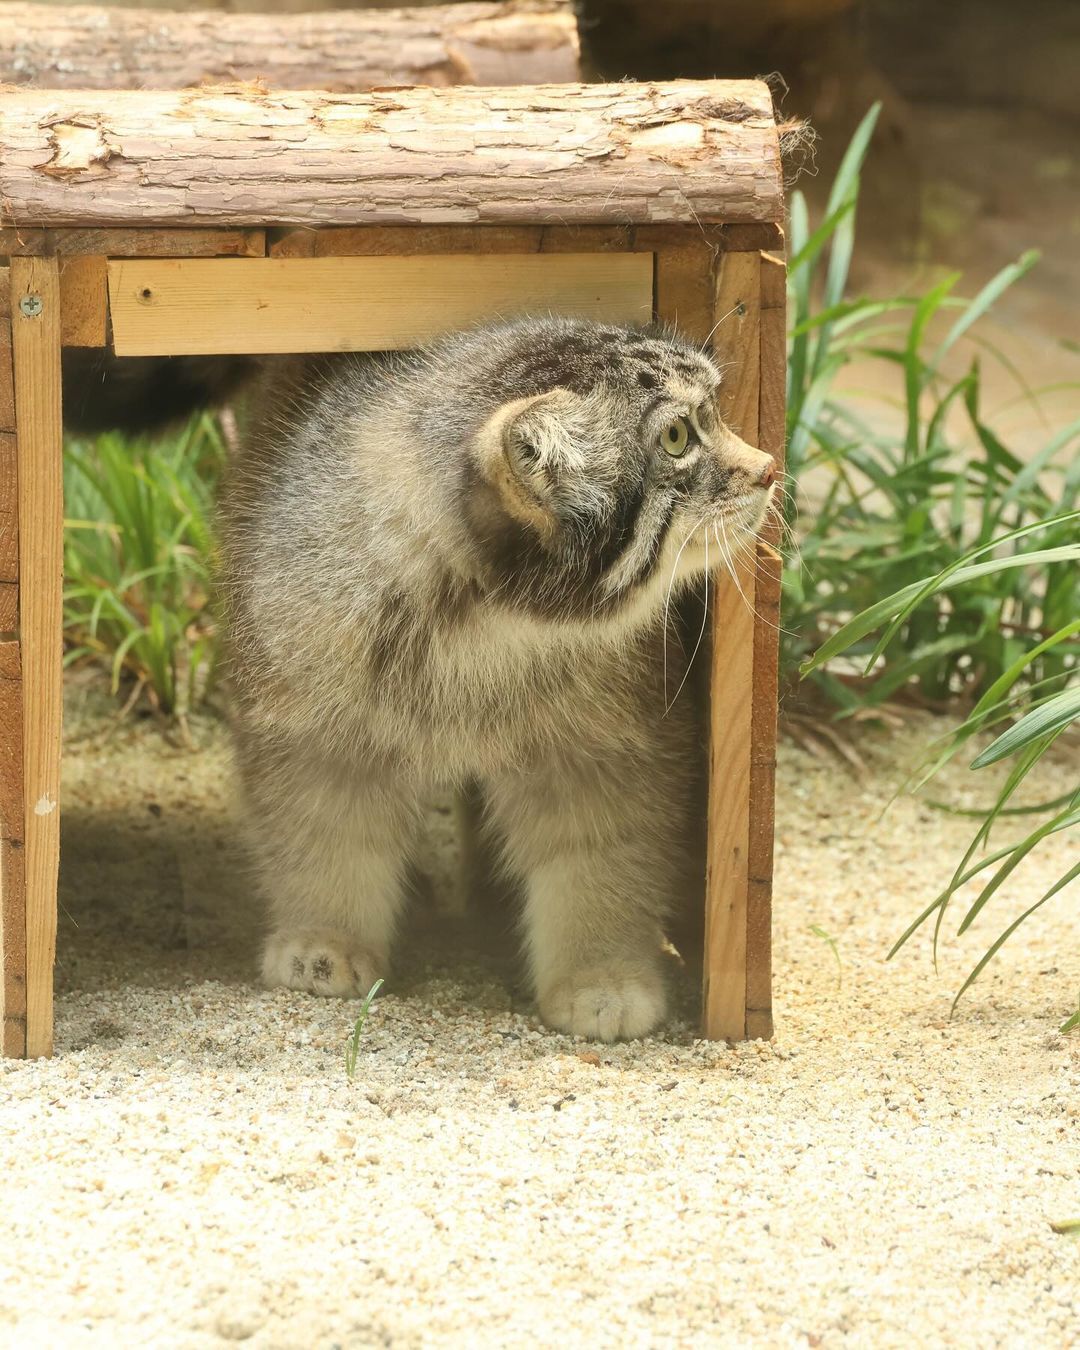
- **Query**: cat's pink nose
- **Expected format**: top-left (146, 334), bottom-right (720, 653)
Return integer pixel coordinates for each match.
top-left (757, 458), bottom-right (777, 488)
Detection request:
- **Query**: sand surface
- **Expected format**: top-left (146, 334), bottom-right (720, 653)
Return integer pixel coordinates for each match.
top-left (2, 688), bottom-right (1078, 1348)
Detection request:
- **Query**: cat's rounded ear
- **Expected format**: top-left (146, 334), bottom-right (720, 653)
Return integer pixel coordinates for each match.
top-left (470, 390), bottom-right (579, 540)
top-left (501, 389), bottom-right (578, 496)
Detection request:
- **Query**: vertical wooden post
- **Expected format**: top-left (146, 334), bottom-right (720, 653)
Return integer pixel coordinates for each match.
top-left (0, 265), bottom-right (26, 1058)
top-left (9, 257), bottom-right (63, 1059)
top-left (745, 250), bottom-right (786, 1041)
top-left (652, 236), bottom-right (780, 1042)
top-left (703, 249), bottom-right (762, 1040)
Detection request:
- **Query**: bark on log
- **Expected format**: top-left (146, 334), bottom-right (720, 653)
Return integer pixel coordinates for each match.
top-left (0, 1), bottom-right (581, 92)
top-left (0, 81), bottom-right (783, 229)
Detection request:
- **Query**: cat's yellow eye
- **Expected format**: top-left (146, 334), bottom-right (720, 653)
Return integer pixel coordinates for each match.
top-left (661, 417), bottom-right (690, 458)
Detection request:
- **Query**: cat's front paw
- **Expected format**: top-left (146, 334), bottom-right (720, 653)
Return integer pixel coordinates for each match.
top-left (538, 964), bottom-right (666, 1042)
top-left (261, 930), bottom-right (383, 998)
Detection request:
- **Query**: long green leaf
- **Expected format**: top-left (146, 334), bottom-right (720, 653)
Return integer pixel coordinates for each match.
top-left (970, 687), bottom-right (1080, 768)
top-left (952, 854), bottom-right (1080, 1011)
top-left (803, 539), bottom-right (1080, 674)
top-left (931, 250), bottom-right (1040, 374)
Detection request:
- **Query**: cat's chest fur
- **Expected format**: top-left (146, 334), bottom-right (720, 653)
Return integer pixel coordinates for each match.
top-left (236, 565), bottom-right (665, 783)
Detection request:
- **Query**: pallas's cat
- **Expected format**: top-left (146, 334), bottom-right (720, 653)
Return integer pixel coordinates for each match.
top-left (220, 318), bottom-right (776, 1040)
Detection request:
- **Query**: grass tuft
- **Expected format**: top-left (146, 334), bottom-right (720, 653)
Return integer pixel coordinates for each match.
top-left (63, 412), bottom-right (225, 726)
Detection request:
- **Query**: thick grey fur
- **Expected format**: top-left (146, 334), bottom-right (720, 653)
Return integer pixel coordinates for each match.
top-left (220, 316), bottom-right (775, 1041)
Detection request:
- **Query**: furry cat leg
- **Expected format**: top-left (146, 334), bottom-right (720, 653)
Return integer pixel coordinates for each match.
top-left (236, 739), bottom-right (421, 997)
top-left (488, 742), bottom-right (693, 1040)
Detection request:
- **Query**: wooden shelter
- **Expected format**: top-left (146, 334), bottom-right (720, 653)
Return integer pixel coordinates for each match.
top-left (0, 76), bottom-right (785, 1056)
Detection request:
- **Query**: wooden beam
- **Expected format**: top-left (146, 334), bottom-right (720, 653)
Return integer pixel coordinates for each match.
top-left (1, 1), bottom-right (581, 92)
top-left (59, 255), bottom-right (107, 347)
top-left (745, 250), bottom-right (786, 1042)
top-left (0, 269), bottom-right (23, 1058)
top-left (0, 277), bottom-right (16, 582)
top-left (10, 256), bottom-right (62, 1059)
top-left (0, 637), bottom-right (25, 1057)
top-left (108, 254), bottom-right (654, 356)
top-left (268, 224), bottom-right (639, 260)
top-left (703, 248), bottom-right (762, 1042)
top-left (0, 227), bottom-right (266, 259)
top-left (1, 82), bottom-right (783, 230)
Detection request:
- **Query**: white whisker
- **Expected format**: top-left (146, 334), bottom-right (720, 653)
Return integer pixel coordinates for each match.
top-left (665, 528), bottom-right (710, 716)
top-left (660, 512), bottom-right (708, 707)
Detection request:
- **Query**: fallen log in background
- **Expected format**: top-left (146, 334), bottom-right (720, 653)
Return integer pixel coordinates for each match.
top-left (0, 0), bottom-right (580, 91)
top-left (0, 81), bottom-right (784, 229)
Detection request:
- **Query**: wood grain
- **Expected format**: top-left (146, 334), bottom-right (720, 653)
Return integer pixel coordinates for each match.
top-left (745, 250), bottom-right (787, 1041)
top-left (0, 292), bottom-right (18, 1055)
top-left (650, 240), bottom-right (715, 969)
top-left (0, 276), bottom-right (14, 601)
top-left (703, 248), bottom-right (762, 1041)
top-left (0, 583), bottom-right (15, 634)
top-left (0, 435), bottom-right (15, 585)
top-left (270, 223), bottom-right (639, 259)
top-left (652, 239), bottom-right (717, 345)
top-left (10, 257), bottom-right (62, 1059)
top-left (108, 254), bottom-right (654, 356)
top-left (1, 82), bottom-right (783, 230)
top-left (0, 637), bottom-right (26, 1058)
top-left (2, 1), bottom-right (581, 92)
top-left (0, 268), bottom-right (13, 430)
top-left (0, 228), bottom-right (266, 258)
top-left (59, 255), bottom-right (107, 347)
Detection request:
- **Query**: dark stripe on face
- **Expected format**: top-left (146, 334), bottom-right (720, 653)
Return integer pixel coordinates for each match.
top-left (620, 493), bottom-right (680, 593)
top-left (595, 476), bottom-right (647, 574)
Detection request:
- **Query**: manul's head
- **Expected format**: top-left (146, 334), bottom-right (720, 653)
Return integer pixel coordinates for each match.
top-left (449, 317), bottom-right (776, 625)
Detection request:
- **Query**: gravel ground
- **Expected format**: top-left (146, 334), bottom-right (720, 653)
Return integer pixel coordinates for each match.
top-left (2, 688), bottom-right (1078, 1348)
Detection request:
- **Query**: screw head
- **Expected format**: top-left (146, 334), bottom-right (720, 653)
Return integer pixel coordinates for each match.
top-left (19, 295), bottom-right (43, 319)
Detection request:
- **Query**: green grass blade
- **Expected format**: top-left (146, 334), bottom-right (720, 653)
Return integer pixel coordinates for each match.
top-left (951, 853), bottom-right (1080, 1011)
top-left (970, 687), bottom-right (1080, 768)
top-left (345, 978), bottom-right (385, 1079)
top-left (931, 250), bottom-right (1040, 374)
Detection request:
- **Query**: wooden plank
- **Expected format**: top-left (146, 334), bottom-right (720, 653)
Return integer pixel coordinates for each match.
top-left (269, 223), bottom-right (743, 261)
top-left (703, 248), bottom-right (762, 1042)
top-left (1, 82), bottom-right (783, 230)
top-left (650, 238), bottom-right (716, 966)
top-left (0, 228), bottom-right (266, 258)
top-left (108, 254), bottom-right (655, 356)
top-left (745, 250), bottom-right (787, 1042)
top-left (59, 255), bottom-right (107, 347)
top-left (0, 637), bottom-right (26, 1057)
top-left (0, 435), bottom-right (15, 583)
top-left (10, 257), bottom-right (62, 1059)
top-left (0, 268), bottom-right (13, 430)
top-left (269, 224), bottom-right (644, 259)
top-left (720, 223), bottom-right (785, 253)
top-left (0, 583), bottom-right (15, 633)
top-left (651, 239), bottom-right (716, 345)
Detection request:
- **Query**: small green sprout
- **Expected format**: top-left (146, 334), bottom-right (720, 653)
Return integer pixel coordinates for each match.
top-left (345, 978), bottom-right (385, 1079)
top-left (809, 924), bottom-right (843, 990)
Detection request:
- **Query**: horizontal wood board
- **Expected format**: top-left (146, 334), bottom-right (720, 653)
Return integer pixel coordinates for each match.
top-left (108, 253), bottom-right (654, 355)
